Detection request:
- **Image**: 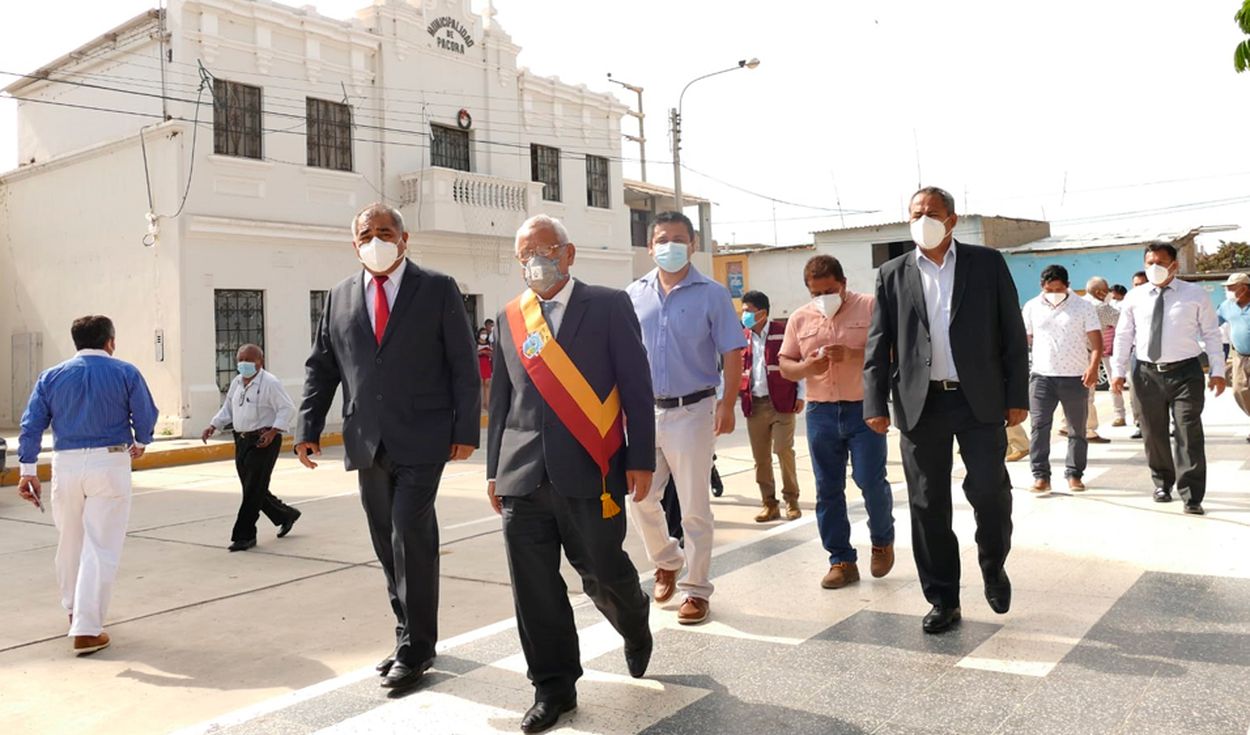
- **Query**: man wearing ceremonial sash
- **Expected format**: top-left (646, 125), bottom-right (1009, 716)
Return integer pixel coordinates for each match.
top-left (487, 215), bottom-right (656, 734)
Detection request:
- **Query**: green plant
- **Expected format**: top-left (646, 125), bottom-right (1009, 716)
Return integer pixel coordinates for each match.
top-left (1237, 1), bottom-right (1250, 72)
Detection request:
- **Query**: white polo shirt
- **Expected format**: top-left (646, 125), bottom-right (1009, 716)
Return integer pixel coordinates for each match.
top-left (1021, 292), bottom-right (1101, 377)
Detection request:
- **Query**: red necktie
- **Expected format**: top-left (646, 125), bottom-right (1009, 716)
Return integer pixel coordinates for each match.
top-left (373, 275), bottom-right (390, 345)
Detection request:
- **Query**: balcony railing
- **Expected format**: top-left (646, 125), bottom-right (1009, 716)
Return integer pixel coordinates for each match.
top-left (399, 168), bottom-right (544, 238)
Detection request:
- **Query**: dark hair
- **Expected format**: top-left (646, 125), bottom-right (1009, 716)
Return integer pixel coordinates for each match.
top-left (803, 254), bottom-right (846, 285)
top-left (1040, 264), bottom-right (1069, 286)
top-left (1132, 270), bottom-right (1147, 281)
top-left (649, 211), bottom-right (696, 242)
top-left (1111, 284), bottom-right (1128, 296)
top-left (741, 290), bottom-right (770, 312)
top-left (71, 315), bottom-right (115, 350)
top-left (910, 186), bottom-right (956, 215)
top-left (1144, 241), bottom-right (1178, 262)
top-left (484, 319), bottom-right (494, 326)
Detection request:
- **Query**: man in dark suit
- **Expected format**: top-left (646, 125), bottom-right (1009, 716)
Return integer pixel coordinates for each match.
top-left (864, 187), bottom-right (1029, 634)
top-left (295, 202), bottom-right (480, 691)
top-left (487, 214), bottom-right (655, 734)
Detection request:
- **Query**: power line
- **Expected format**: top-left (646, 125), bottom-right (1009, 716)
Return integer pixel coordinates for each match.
top-left (679, 163), bottom-right (877, 214)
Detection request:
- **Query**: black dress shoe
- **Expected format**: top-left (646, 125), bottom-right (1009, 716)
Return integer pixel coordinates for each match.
top-left (521, 697), bottom-right (577, 733)
top-left (922, 605), bottom-right (962, 634)
top-left (1184, 503), bottom-right (1205, 515)
top-left (375, 654), bottom-right (395, 676)
top-left (624, 632), bottom-right (653, 679)
top-left (380, 658), bottom-right (432, 691)
top-left (1153, 488), bottom-right (1173, 503)
top-left (984, 570), bottom-right (1011, 614)
top-left (1131, 429), bottom-right (1143, 439)
top-left (277, 509), bottom-right (302, 538)
top-left (228, 538), bottom-right (256, 552)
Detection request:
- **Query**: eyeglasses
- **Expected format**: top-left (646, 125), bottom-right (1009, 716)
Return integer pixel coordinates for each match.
top-left (516, 243), bottom-right (566, 262)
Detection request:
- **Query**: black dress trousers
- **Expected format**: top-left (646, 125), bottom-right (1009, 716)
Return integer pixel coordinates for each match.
top-left (898, 387), bottom-right (1014, 608)
top-left (231, 432), bottom-right (299, 542)
top-left (501, 481), bottom-right (650, 701)
top-left (1132, 358), bottom-right (1207, 503)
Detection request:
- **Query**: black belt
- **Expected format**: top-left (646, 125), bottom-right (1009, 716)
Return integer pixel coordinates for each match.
top-left (1138, 357), bottom-right (1199, 373)
top-left (235, 428), bottom-right (275, 439)
top-left (929, 380), bottom-right (960, 392)
top-left (656, 387), bottom-right (717, 409)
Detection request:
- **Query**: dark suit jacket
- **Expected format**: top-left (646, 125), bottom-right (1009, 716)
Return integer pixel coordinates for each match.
top-left (297, 260), bottom-right (481, 470)
top-left (487, 281), bottom-right (656, 498)
top-left (864, 241), bottom-right (1029, 433)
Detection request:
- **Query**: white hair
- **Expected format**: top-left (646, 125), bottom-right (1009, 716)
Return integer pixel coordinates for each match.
top-left (1086, 276), bottom-right (1109, 292)
top-left (514, 214), bottom-right (570, 253)
top-left (352, 202), bottom-right (406, 237)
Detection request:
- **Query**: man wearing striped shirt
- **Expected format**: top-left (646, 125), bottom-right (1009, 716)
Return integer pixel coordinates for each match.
top-left (17, 315), bottom-right (158, 655)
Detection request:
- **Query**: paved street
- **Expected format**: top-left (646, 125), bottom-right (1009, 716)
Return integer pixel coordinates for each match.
top-left (2, 392), bottom-right (1249, 735)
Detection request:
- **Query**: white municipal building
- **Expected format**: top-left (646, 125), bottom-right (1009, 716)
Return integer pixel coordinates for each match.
top-left (0, 0), bottom-right (691, 436)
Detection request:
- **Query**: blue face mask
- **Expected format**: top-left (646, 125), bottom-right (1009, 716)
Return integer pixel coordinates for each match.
top-left (653, 241), bottom-right (690, 273)
top-left (237, 361), bottom-right (258, 378)
top-left (742, 310), bottom-right (757, 329)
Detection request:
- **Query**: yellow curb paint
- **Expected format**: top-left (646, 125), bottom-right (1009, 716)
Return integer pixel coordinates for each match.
top-left (0, 433), bottom-right (345, 486)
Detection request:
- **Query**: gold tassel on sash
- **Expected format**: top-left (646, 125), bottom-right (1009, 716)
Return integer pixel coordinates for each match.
top-left (600, 477), bottom-right (621, 519)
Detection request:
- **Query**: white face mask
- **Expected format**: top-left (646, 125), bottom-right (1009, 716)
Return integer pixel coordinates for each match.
top-left (812, 293), bottom-right (842, 317)
top-left (1145, 263), bottom-right (1172, 286)
top-left (910, 216), bottom-right (949, 250)
top-left (1043, 291), bottom-right (1067, 306)
top-left (358, 236), bottom-right (401, 272)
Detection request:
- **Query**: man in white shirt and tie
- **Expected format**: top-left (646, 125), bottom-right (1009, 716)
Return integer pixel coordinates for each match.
top-left (202, 344), bottom-right (301, 550)
top-left (1111, 242), bottom-right (1225, 514)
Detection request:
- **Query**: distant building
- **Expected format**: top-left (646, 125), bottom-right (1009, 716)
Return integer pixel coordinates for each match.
top-left (0, 0), bottom-right (635, 433)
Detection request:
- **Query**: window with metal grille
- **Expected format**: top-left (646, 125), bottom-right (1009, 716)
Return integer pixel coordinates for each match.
top-left (309, 290), bottom-right (328, 345)
top-left (431, 124), bottom-right (470, 171)
top-left (530, 144), bottom-right (561, 202)
top-left (871, 240), bottom-right (916, 267)
top-left (214, 290), bottom-right (265, 393)
top-left (213, 79), bottom-right (262, 159)
top-left (630, 209), bottom-right (650, 248)
top-left (306, 98), bottom-right (352, 171)
top-left (586, 155), bottom-right (610, 209)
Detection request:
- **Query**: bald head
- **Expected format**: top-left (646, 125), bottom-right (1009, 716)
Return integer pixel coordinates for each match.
top-left (236, 344), bottom-right (264, 364)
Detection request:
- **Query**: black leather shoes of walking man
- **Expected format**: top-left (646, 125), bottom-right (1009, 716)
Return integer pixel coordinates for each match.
top-left (521, 697), bottom-right (577, 733)
top-left (380, 658), bottom-right (432, 693)
top-left (984, 570), bottom-right (1012, 614)
top-left (922, 605), bottom-right (962, 634)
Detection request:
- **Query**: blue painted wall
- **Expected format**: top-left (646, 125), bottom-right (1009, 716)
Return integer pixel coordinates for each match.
top-left (1002, 246), bottom-right (1226, 310)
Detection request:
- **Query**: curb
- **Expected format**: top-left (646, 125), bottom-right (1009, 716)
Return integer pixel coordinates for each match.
top-left (0, 433), bottom-right (345, 487)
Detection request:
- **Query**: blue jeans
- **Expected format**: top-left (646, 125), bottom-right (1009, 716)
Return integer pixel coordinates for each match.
top-left (806, 400), bottom-right (895, 564)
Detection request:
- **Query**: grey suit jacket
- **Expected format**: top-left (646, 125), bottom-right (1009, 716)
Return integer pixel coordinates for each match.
top-left (298, 260), bottom-right (481, 470)
top-left (487, 281), bottom-right (656, 498)
top-left (863, 241), bottom-right (1029, 433)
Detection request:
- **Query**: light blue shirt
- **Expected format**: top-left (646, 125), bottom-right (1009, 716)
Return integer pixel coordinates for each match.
top-left (916, 244), bottom-right (959, 381)
top-left (627, 266), bottom-right (747, 399)
top-left (1218, 298), bottom-right (1250, 355)
top-left (19, 350), bottom-right (159, 472)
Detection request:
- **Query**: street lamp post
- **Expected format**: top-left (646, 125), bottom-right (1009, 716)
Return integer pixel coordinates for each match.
top-left (671, 57), bottom-right (759, 211)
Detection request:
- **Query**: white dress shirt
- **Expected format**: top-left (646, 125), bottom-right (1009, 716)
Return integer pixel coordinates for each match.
top-left (1021, 292), bottom-right (1101, 377)
top-left (748, 327), bottom-right (805, 399)
top-left (1112, 279), bottom-right (1224, 379)
top-left (364, 261), bottom-right (406, 327)
top-left (537, 277), bottom-right (576, 336)
top-left (916, 244), bottom-right (959, 381)
top-left (210, 369), bottom-right (297, 433)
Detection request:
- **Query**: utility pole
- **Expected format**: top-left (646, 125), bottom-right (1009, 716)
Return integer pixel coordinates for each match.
top-left (607, 75), bottom-right (646, 181)
top-left (671, 107), bottom-right (683, 210)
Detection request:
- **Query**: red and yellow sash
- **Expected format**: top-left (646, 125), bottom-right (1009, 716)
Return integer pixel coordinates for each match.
top-left (505, 290), bottom-right (625, 518)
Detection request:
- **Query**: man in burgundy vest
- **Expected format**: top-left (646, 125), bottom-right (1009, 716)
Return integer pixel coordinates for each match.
top-left (739, 291), bottom-right (804, 522)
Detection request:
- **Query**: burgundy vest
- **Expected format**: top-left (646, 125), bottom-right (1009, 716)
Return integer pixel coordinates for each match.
top-left (739, 320), bottom-right (800, 417)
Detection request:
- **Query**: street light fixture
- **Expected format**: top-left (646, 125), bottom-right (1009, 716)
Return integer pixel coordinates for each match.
top-left (671, 58), bottom-right (760, 211)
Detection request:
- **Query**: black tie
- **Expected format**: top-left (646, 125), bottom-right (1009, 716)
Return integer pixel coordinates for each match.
top-left (1147, 286), bottom-right (1168, 362)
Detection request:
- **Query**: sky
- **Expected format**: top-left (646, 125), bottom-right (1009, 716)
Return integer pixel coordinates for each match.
top-left (2, 0), bottom-right (1250, 249)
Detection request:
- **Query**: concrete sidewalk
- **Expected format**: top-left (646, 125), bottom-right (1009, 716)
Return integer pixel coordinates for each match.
top-left (2, 393), bottom-right (1248, 735)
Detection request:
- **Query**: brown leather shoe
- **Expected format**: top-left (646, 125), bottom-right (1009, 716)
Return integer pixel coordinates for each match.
top-left (1005, 449), bottom-right (1028, 462)
top-left (870, 544), bottom-right (894, 578)
top-left (677, 597), bottom-right (709, 625)
top-left (1112, 418), bottom-right (1127, 427)
top-left (784, 500), bottom-right (802, 520)
top-left (653, 567), bottom-right (678, 604)
top-left (1068, 477), bottom-right (1086, 492)
top-left (754, 503), bottom-right (780, 523)
top-left (73, 632), bottom-right (110, 655)
top-left (821, 561), bottom-right (860, 589)
top-left (1031, 478), bottom-right (1051, 494)
top-left (1086, 434), bottom-right (1111, 444)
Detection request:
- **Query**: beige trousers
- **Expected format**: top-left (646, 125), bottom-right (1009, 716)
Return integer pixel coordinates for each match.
top-left (746, 397), bottom-right (800, 506)
top-left (1231, 349), bottom-right (1250, 416)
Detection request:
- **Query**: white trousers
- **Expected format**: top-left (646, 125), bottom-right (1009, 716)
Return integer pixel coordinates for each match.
top-left (629, 399), bottom-right (717, 600)
top-left (50, 449), bottom-right (132, 637)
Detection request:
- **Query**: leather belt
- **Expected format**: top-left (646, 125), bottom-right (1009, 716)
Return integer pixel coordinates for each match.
top-left (1138, 357), bottom-right (1199, 373)
top-left (929, 380), bottom-right (960, 392)
top-left (656, 387), bottom-right (717, 409)
top-left (235, 428), bottom-right (274, 439)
